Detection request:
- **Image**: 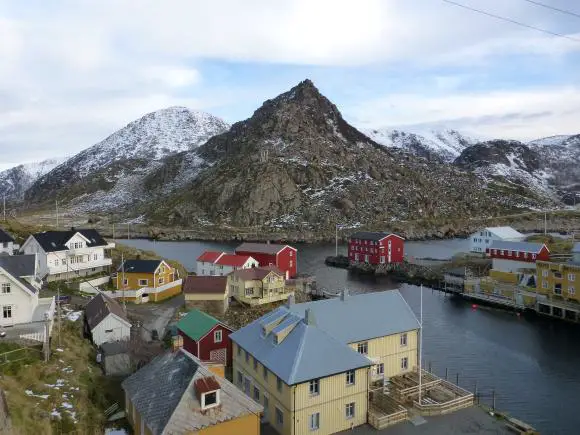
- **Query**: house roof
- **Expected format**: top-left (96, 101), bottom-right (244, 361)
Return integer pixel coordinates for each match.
top-left (573, 243), bottom-right (580, 253)
top-left (122, 349), bottom-right (262, 435)
top-left (119, 259), bottom-right (165, 274)
top-left (235, 242), bottom-right (296, 255)
top-left (84, 293), bottom-right (130, 330)
top-left (0, 254), bottom-right (38, 294)
top-left (230, 306), bottom-right (372, 385)
top-left (183, 276), bottom-right (227, 295)
top-left (230, 266), bottom-right (283, 281)
top-left (349, 231), bottom-right (403, 241)
top-left (177, 309), bottom-right (229, 342)
top-left (488, 240), bottom-right (547, 254)
top-left (31, 229), bottom-right (107, 252)
top-left (483, 226), bottom-right (525, 240)
top-left (196, 251), bottom-right (225, 263)
top-left (214, 254), bottom-right (254, 267)
top-left (0, 228), bottom-right (14, 243)
top-left (287, 290), bottom-right (420, 344)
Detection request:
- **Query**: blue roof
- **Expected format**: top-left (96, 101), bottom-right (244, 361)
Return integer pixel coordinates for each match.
top-left (573, 243), bottom-right (580, 253)
top-left (230, 306), bottom-right (372, 385)
top-left (230, 290), bottom-right (419, 385)
top-left (488, 240), bottom-right (546, 253)
top-left (287, 290), bottom-right (420, 343)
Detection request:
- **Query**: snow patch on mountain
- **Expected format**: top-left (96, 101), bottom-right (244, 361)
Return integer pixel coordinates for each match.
top-left (528, 135), bottom-right (573, 147)
top-left (0, 157), bottom-right (66, 200)
top-left (364, 128), bottom-right (477, 162)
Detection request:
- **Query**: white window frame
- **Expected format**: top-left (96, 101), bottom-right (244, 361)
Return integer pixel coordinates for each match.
top-left (346, 370), bottom-right (355, 385)
top-left (400, 333), bottom-right (408, 347)
top-left (309, 379), bottom-right (320, 396)
top-left (569, 286), bottom-right (576, 295)
top-left (138, 279), bottom-right (148, 286)
top-left (158, 277), bottom-right (164, 284)
top-left (568, 273), bottom-right (576, 282)
top-left (377, 363), bottom-right (384, 375)
top-left (2, 305), bottom-right (12, 319)
top-left (1, 283), bottom-right (10, 294)
top-left (357, 341), bottom-right (368, 355)
top-left (542, 281), bottom-right (548, 289)
top-left (345, 402), bottom-right (355, 419)
top-left (309, 412), bottom-right (320, 431)
top-left (542, 270), bottom-right (549, 277)
top-left (275, 407), bottom-right (284, 426)
top-left (214, 330), bottom-right (223, 343)
top-left (201, 390), bottom-right (220, 410)
top-left (253, 386), bottom-right (260, 402)
top-left (401, 357), bottom-right (409, 370)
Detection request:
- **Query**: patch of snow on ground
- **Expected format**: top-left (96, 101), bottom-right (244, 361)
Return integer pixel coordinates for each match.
top-left (105, 430), bottom-right (129, 435)
top-left (66, 311), bottom-right (82, 322)
top-left (25, 390), bottom-right (49, 399)
top-left (56, 348), bottom-right (64, 352)
top-left (51, 409), bottom-right (62, 419)
top-left (62, 402), bottom-right (73, 409)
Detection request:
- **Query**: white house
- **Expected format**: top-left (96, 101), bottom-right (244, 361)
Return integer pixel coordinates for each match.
top-left (0, 228), bottom-right (16, 255)
top-left (20, 228), bottom-right (115, 282)
top-left (196, 251), bottom-right (259, 276)
top-left (469, 226), bottom-right (525, 253)
top-left (0, 254), bottom-right (54, 329)
top-left (83, 293), bottom-right (131, 346)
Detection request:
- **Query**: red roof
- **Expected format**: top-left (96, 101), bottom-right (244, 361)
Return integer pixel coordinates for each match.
top-left (196, 251), bottom-right (225, 263)
top-left (214, 254), bottom-right (253, 267)
top-left (183, 276), bottom-right (227, 294)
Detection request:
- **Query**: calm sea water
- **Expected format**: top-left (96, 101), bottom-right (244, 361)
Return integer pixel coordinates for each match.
top-left (119, 238), bottom-right (580, 434)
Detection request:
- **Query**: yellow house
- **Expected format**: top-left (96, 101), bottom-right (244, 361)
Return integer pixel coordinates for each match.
top-left (116, 259), bottom-right (182, 303)
top-left (228, 266), bottom-right (293, 306)
top-left (122, 348), bottom-right (263, 435)
top-left (230, 290), bottom-right (420, 435)
top-left (536, 260), bottom-right (580, 302)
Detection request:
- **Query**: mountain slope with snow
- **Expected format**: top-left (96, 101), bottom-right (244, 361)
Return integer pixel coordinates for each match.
top-left (25, 107), bottom-right (230, 210)
top-left (0, 158), bottom-right (66, 200)
top-left (365, 128), bottom-right (477, 162)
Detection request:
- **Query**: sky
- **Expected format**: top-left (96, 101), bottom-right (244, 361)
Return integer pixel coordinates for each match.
top-left (1, 0), bottom-right (579, 170)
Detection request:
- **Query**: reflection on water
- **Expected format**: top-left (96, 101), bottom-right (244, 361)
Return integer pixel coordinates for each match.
top-left (119, 238), bottom-right (580, 433)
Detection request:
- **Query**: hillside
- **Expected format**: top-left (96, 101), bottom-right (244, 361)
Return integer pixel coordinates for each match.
top-left (0, 158), bottom-right (65, 201)
top-left (143, 80), bottom-right (553, 230)
top-left (24, 107), bottom-right (230, 211)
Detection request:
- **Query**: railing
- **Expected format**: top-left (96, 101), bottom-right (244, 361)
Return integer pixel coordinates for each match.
top-left (368, 406), bottom-right (408, 429)
top-left (413, 392), bottom-right (474, 416)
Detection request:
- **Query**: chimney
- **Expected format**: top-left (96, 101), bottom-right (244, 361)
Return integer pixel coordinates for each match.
top-left (304, 308), bottom-right (316, 326)
top-left (172, 335), bottom-right (184, 352)
top-left (340, 288), bottom-right (349, 301)
top-left (70, 226), bottom-right (76, 232)
top-left (286, 294), bottom-right (295, 307)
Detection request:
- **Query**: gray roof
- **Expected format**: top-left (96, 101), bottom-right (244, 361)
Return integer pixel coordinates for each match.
top-left (230, 307), bottom-right (372, 385)
top-left (0, 254), bottom-right (38, 294)
top-left (100, 341), bottom-right (130, 356)
top-left (122, 349), bottom-right (262, 435)
top-left (488, 240), bottom-right (546, 253)
top-left (85, 293), bottom-right (130, 330)
top-left (236, 242), bottom-right (295, 255)
top-left (0, 228), bottom-right (14, 243)
top-left (119, 259), bottom-right (163, 273)
top-left (482, 226), bottom-right (525, 240)
top-left (573, 243), bottom-right (580, 253)
top-left (287, 290), bottom-right (420, 343)
top-left (31, 229), bottom-right (107, 252)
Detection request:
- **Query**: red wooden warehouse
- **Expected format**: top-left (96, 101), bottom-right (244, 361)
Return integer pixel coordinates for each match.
top-left (235, 242), bottom-right (297, 279)
top-left (176, 308), bottom-right (234, 366)
top-left (348, 232), bottom-right (405, 265)
top-left (486, 241), bottom-right (550, 262)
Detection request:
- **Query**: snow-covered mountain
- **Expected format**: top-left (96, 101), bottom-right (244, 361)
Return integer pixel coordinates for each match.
top-left (0, 158), bottom-right (66, 200)
top-left (364, 128), bottom-right (477, 162)
top-left (25, 107), bottom-right (230, 210)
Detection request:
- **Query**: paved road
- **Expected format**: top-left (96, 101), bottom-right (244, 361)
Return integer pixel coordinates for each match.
top-left (126, 295), bottom-right (184, 342)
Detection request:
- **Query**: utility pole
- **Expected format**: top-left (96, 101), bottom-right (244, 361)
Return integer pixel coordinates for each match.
top-left (127, 223), bottom-right (130, 240)
top-left (335, 224), bottom-right (339, 257)
top-left (43, 313), bottom-right (50, 362)
top-left (112, 223), bottom-right (115, 240)
top-left (2, 195), bottom-right (5, 222)
top-left (544, 211), bottom-right (547, 235)
top-left (121, 252), bottom-right (126, 313)
top-left (57, 285), bottom-right (61, 346)
top-left (418, 284), bottom-right (423, 406)
top-left (56, 200), bottom-right (59, 230)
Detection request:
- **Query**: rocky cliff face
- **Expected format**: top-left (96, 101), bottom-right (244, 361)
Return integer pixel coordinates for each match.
top-left (0, 158), bottom-right (65, 201)
top-left (144, 80), bottom-right (553, 229)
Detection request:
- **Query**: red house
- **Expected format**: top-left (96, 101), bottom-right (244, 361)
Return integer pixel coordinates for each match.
top-left (235, 242), bottom-right (297, 279)
top-left (348, 232), bottom-right (405, 265)
top-left (486, 241), bottom-right (549, 273)
top-left (176, 308), bottom-right (234, 366)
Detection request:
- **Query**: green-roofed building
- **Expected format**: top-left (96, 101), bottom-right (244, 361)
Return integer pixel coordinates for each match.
top-left (177, 309), bottom-right (234, 366)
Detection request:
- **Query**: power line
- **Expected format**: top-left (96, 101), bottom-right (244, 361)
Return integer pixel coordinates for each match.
top-left (520, 0), bottom-right (580, 19)
top-left (441, 0), bottom-right (580, 43)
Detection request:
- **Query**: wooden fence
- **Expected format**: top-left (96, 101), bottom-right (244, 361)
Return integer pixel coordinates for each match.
top-left (413, 392), bottom-right (474, 416)
top-left (368, 392), bottom-right (408, 430)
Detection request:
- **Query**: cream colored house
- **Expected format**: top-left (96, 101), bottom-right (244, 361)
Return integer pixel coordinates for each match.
top-left (228, 266), bottom-right (292, 306)
top-left (230, 290), bottom-right (420, 435)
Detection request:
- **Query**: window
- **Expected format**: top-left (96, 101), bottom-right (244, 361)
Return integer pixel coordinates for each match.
top-left (532, 254), bottom-right (536, 259)
top-left (401, 357), bottom-right (409, 370)
top-left (568, 274), bottom-right (576, 282)
top-left (290, 251), bottom-right (293, 257)
top-left (289, 260), bottom-right (293, 267)
top-left (377, 363), bottom-right (384, 375)
top-left (202, 391), bottom-right (219, 409)
top-left (105, 329), bottom-right (113, 333)
top-left (1, 283), bottom-right (10, 294)
top-left (357, 342), bottom-right (368, 355)
top-left (569, 287), bottom-right (576, 295)
top-left (542, 270), bottom-right (549, 277)
top-left (122, 278), bottom-right (128, 286)
top-left (309, 412), bottom-right (320, 431)
top-left (309, 379), bottom-right (320, 396)
top-left (93, 253), bottom-right (98, 261)
top-left (346, 370), bottom-right (355, 385)
top-left (554, 272), bottom-right (562, 279)
top-left (275, 407), bottom-right (284, 426)
top-left (245, 288), bottom-right (253, 296)
top-left (158, 277), bottom-right (164, 284)
top-left (501, 250), bottom-right (505, 256)
top-left (54, 259), bottom-right (59, 266)
top-left (492, 249), bottom-right (497, 255)
top-left (253, 356), bottom-right (258, 371)
top-left (554, 284), bottom-right (562, 296)
top-left (237, 345), bottom-right (241, 357)
top-left (237, 371), bottom-right (243, 386)
top-left (263, 395), bottom-right (269, 418)
top-left (214, 330), bottom-right (223, 343)
top-left (138, 279), bottom-right (148, 286)
top-left (400, 333), bottom-right (408, 346)
top-left (542, 281), bottom-right (548, 289)
top-left (263, 365), bottom-right (268, 380)
top-left (2, 305), bottom-right (12, 319)
top-left (62, 258), bottom-right (66, 265)
top-left (277, 377), bottom-right (283, 392)
top-left (253, 386), bottom-right (260, 402)
top-left (245, 350), bottom-right (249, 363)
top-left (345, 402), bottom-right (355, 419)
